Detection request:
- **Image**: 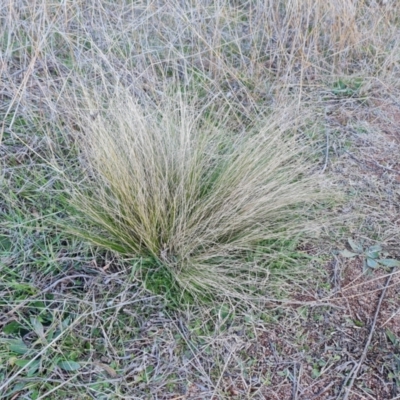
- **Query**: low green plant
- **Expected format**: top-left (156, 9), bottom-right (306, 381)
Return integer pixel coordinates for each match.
top-left (340, 238), bottom-right (400, 273)
top-left (331, 78), bottom-right (363, 98)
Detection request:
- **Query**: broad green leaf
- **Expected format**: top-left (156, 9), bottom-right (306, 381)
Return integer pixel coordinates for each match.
top-left (311, 367), bottom-right (320, 378)
top-left (27, 360), bottom-right (41, 377)
top-left (58, 360), bottom-right (81, 371)
top-left (9, 340), bottom-right (30, 355)
top-left (61, 317), bottom-right (71, 330)
top-left (369, 244), bottom-right (382, 253)
top-left (348, 238), bottom-right (363, 253)
top-left (340, 249), bottom-right (358, 258)
top-left (366, 250), bottom-right (380, 259)
top-left (15, 359), bottom-right (32, 367)
top-left (378, 259), bottom-right (400, 267)
top-left (31, 390), bottom-right (39, 400)
top-left (3, 321), bottom-right (27, 335)
top-left (30, 301), bottom-right (45, 309)
top-left (30, 318), bottom-right (45, 339)
top-left (386, 329), bottom-right (398, 345)
top-left (7, 383), bottom-right (26, 396)
top-left (43, 327), bottom-right (52, 340)
top-left (367, 258), bottom-right (378, 268)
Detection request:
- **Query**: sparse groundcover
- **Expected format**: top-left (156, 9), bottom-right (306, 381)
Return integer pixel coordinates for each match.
top-left (1, 0), bottom-right (400, 398)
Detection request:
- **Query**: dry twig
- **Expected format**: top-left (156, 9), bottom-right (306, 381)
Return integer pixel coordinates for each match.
top-left (340, 267), bottom-right (396, 400)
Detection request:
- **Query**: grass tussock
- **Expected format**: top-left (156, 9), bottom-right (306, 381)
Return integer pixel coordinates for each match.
top-left (57, 89), bottom-right (330, 303)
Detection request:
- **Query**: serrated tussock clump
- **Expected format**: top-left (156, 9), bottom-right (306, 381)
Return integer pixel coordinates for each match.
top-left (62, 90), bottom-right (331, 303)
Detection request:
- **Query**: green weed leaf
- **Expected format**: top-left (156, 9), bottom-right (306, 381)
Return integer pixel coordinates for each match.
top-left (3, 321), bottom-right (27, 335)
top-left (340, 249), bottom-right (358, 258)
top-left (386, 329), bottom-right (398, 345)
top-left (311, 367), bottom-right (320, 378)
top-left (8, 340), bottom-right (30, 355)
top-left (379, 259), bottom-right (400, 267)
top-left (27, 360), bottom-right (41, 377)
top-left (347, 238), bottom-right (363, 253)
top-left (367, 258), bottom-right (378, 268)
top-left (58, 360), bottom-right (81, 371)
top-left (366, 250), bottom-right (380, 259)
top-left (14, 359), bottom-right (32, 367)
top-left (369, 245), bottom-right (382, 253)
top-left (30, 317), bottom-right (45, 339)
